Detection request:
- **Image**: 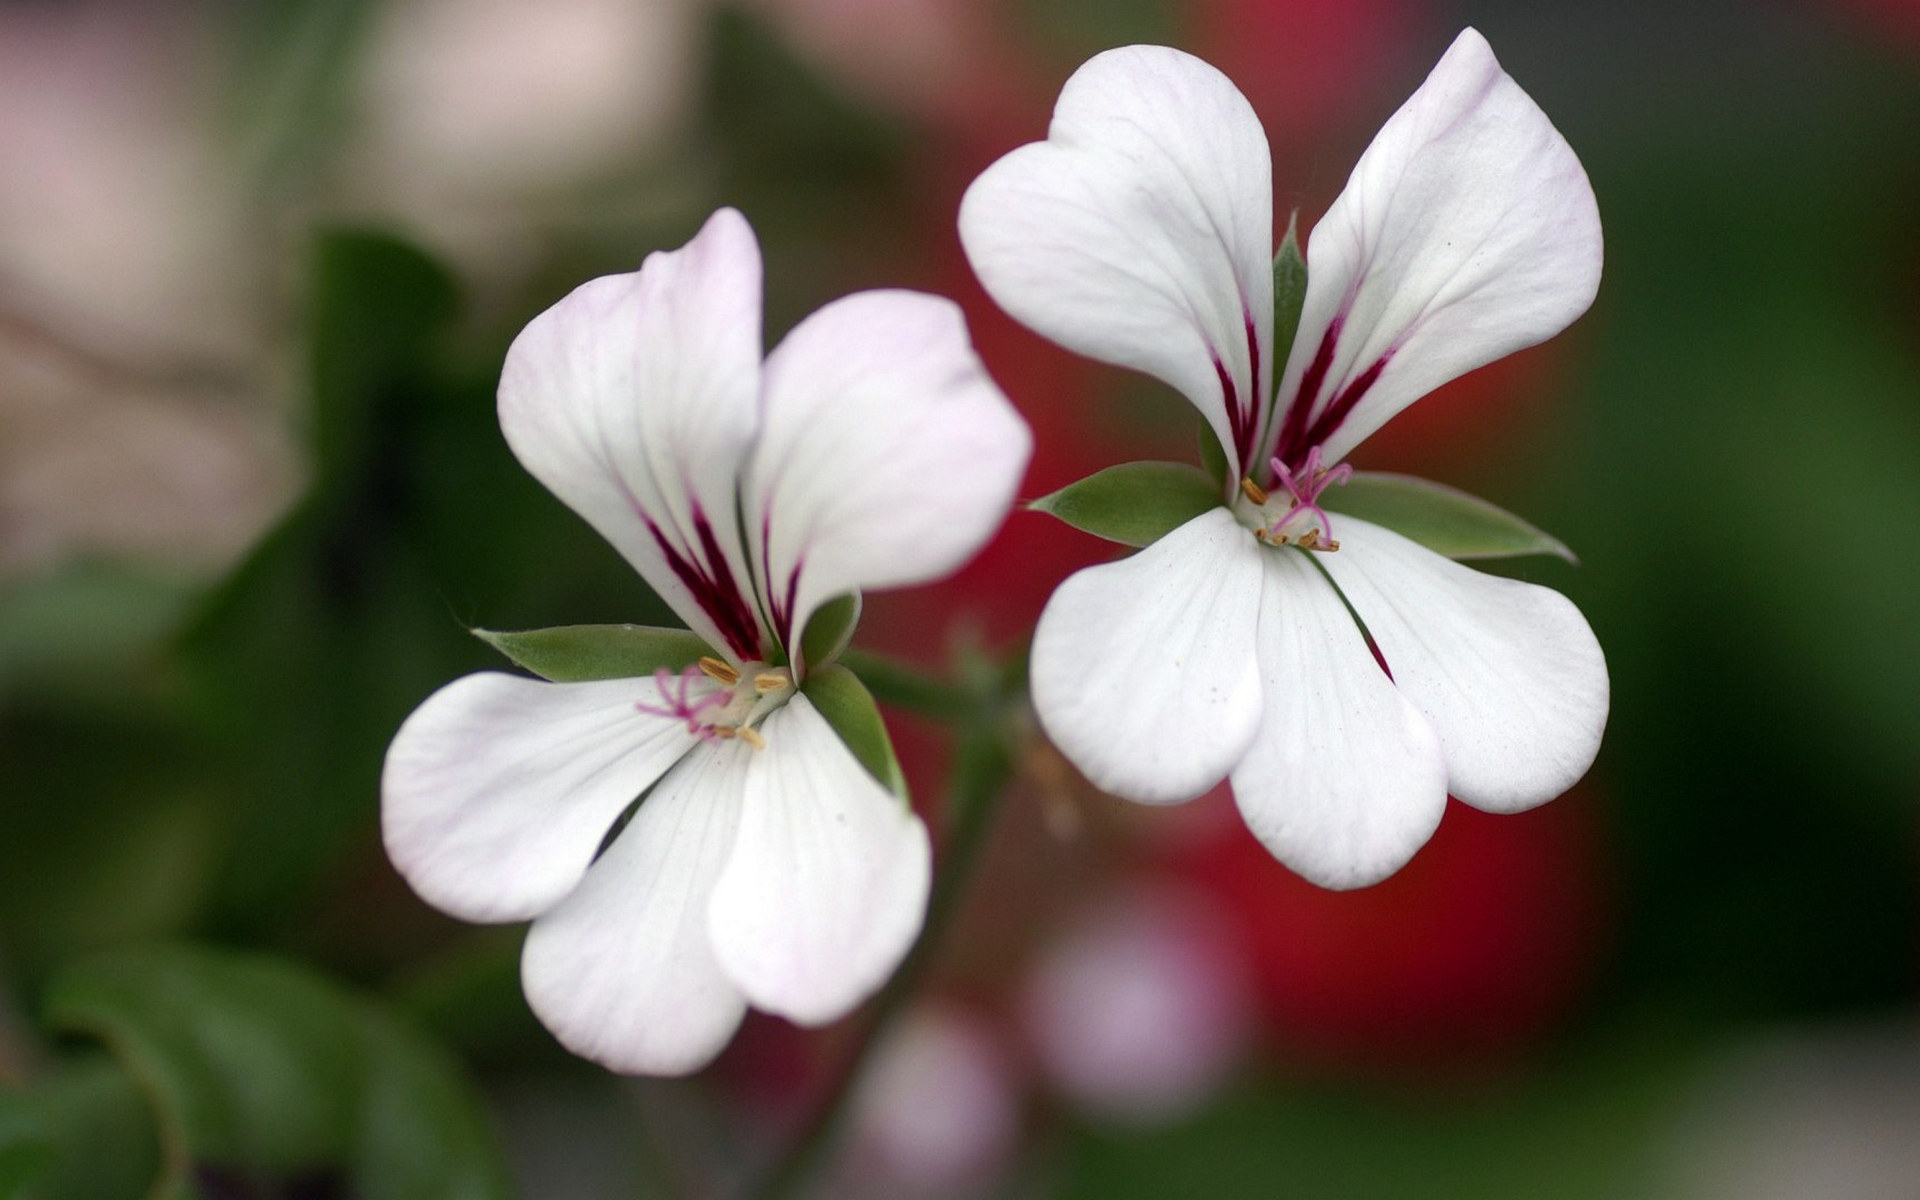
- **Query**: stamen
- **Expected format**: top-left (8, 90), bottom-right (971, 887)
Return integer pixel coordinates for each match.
top-left (1240, 477), bottom-right (1269, 506)
top-left (698, 656), bottom-right (739, 685)
top-left (1262, 445), bottom-right (1354, 551)
top-left (753, 669), bottom-right (792, 695)
top-left (735, 726), bottom-right (766, 750)
top-left (635, 667), bottom-right (728, 743)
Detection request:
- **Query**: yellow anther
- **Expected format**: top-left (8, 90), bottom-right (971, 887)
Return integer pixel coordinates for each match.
top-left (1240, 477), bottom-right (1270, 506)
top-left (735, 726), bottom-right (766, 750)
top-left (753, 669), bottom-right (792, 694)
top-left (698, 657), bottom-right (740, 685)
top-left (1298, 528), bottom-right (1321, 550)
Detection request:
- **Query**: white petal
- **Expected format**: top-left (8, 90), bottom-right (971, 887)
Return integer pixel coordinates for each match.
top-left (1030, 508), bottom-right (1263, 804)
top-left (1229, 549), bottom-right (1447, 888)
top-left (744, 290), bottom-right (1029, 662)
top-left (381, 672), bottom-right (700, 922)
top-left (521, 741), bottom-right (751, 1076)
top-left (1268, 28), bottom-right (1602, 468)
top-left (498, 207), bottom-right (769, 661)
top-left (958, 46), bottom-right (1273, 478)
top-left (707, 695), bottom-right (931, 1025)
top-left (1319, 517), bottom-right (1608, 813)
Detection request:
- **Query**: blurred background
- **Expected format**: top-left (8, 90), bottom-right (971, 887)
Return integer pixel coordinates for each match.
top-left (1, 0), bottom-right (1916, 1196)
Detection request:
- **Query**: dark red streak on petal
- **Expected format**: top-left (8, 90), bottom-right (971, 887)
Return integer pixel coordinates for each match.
top-left (1214, 354), bottom-right (1253, 479)
top-left (1298, 350), bottom-right (1391, 460)
top-left (646, 510), bottom-right (763, 662)
top-left (1274, 316), bottom-right (1343, 469)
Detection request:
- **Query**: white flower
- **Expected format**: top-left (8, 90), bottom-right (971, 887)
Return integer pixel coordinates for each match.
top-left (958, 30), bottom-right (1607, 887)
top-left (381, 208), bottom-right (1030, 1074)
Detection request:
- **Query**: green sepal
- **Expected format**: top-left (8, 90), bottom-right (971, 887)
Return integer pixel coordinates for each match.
top-left (1329, 472), bottom-right (1577, 563)
top-left (474, 624), bottom-right (710, 682)
top-left (1198, 419), bottom-right (1230, 488)
top-left (803, 664), bottom-right (909, 803)
top-left (1029, 461), bottom-right (1221, 548)
top-left (1272, 213), bottom-right (1308, 390)
top-left (798, 592), bottom-right (861, 670)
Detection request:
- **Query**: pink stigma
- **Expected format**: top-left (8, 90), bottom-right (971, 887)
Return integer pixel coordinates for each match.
top-left (1265, 446), bottom-right (1352, 543)
top-left (635, 667), bottom-right (728, 743)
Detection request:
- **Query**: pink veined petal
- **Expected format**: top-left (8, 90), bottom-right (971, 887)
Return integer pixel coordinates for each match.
top-left (380, 671), bottom-right (702, 924)
top-left (498, 206), bottom-right (770, 662)
top-left (1229, 548), bottom-right (1447, 889)
top-left (958, 45), bottom-right (1274, 482)
top-left (1267, 28), bottom-right (1603, 473)
top-left (1318, 517), bottom-right (1608, 814)
top-left (707, 695), bottom-right (932, 1026)
top-left (520, 739), bottom-right (752, 1077)
top-left (743, 290), bottom-right (1030, 667)
top-left (1030, 508), bottom-right (1264, 805)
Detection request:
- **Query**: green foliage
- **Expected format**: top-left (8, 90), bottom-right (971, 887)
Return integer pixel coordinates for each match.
top-left (0, 1056), bottom-right (159, 1200)
top-left (803, 664), bottom-right (908, 802)
top-left (1328, 473), bottom-right (1577, 563)
top-left (475, 624), bottom-right (710, 682)
top-left (1030, 461), bottom-right (1222, 548)
top-left (41, 945), bottom-right (512, 1200)
top-left (797, 592), bottom-right (861, 672)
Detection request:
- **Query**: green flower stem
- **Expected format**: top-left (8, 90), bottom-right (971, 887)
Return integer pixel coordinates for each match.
top-left (836, 649), bottom-right (980, 722)
top-left (740, 668), bottom-right (1025, 1200)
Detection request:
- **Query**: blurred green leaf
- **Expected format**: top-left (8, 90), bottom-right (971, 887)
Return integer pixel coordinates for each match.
top-left (475, 624), bottom-right (711, 682)
top-left (1, 1055), bottom-right (159, 1200)
top-left (1330, 473), bottom-right (1576, 562)
top-left (798, 592), bottom-right (861, 671)
top-left (306, 231), bottom-right (459, 499)
top-left (1031, 461), bottom-right (1221, 548)
top-left (805, 664), bottom-right (908, 801)
top-left (1271, 215), bottom-right (1307, 390)
top-left (0, 1093), bottom-right (52, 1197)
top-left (44, 944), bottom-right (512, 1200)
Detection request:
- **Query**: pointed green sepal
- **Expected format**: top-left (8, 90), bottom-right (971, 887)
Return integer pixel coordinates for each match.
top-left (798, 591), bottom-right (861, 670)
top-left (473, 624), bottom-right (711, 682)
top-left (1272, 213), bottom-right (1308, 387)
top-left (803, 663), bottom-right (909, 803)
top-left (1329, 472), bottom-right (1577, 563)
top-left (1198, 418), bottom-right (1230, 488)
top-left (1029, 461), bottom-right (1221, 548)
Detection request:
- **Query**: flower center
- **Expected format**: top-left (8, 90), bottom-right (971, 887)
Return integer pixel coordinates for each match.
top-left (635, 656), bottom-right (795, 749)
top-left (1231, 446), bottom-right (1352, 552)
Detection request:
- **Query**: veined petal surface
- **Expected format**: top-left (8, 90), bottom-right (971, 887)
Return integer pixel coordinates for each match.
top-left (708, 696), bottom-right (931, 1025)
top-left (1230, 550), bottom-right (1447, 888)
top-left (521, 740), bottom-right (751, 1077)
top-left (746, 290), bottom-right (1029, 665)
top-left (959, 45), bottom-right (1273, 478)
top-left (381, 672), bottom-right (701, 923)
top-left (498, 207), bottom-right (769, 662)
top-left (1031, 508), bottom-right (1263, 804)
top-left (1268, 28), bottom-right (1602, 469)
top-left (1320, 517), bottom-right (1607, 813)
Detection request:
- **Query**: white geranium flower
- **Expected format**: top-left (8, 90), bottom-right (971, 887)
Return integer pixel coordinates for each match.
top-left (382, 207), bottom-right (1030, 1074)
top-left (959, 30), bottom-right (1607, 887)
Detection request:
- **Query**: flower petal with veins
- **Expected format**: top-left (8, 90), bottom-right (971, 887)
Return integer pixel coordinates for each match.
top-left (1268, 28), bottom-right (1602, 470)
top-left (746, 290), bottom-right (1029, 664)
top-left (1319, 517), bottom-right (1608, 813)
top-left (382, 671), bottom-right (701, 923)
top-left (708, 695), bottom-right (932, 1024)
top-left (1031, 508), bottom-right (1264, 804)
top-left (959, 45), bottom-right (1273, 478)
top-left (1231, 550), bottom-right (1447, 888)
top-left (522, 738), bottom-right (752, 1076)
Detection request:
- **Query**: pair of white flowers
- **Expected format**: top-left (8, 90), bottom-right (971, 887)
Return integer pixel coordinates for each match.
top-left (383, 28), bottom-right (1609, 1075)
